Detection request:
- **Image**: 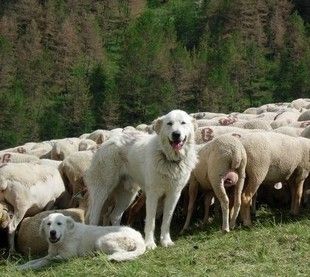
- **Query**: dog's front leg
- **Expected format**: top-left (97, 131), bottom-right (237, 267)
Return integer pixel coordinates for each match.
top-left (17, 256), bottom-right (53, 271)
top-left (144, 192), bottom-right (159, 250)
top-left (160, 189), bottom-right (181, 247)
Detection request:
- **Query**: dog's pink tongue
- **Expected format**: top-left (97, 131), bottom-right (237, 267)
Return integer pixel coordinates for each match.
top-left (172, 141), bottom-right (183, 151)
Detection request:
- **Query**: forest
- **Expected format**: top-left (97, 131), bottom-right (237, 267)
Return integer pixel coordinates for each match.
top-left (0, 0), bottom-right (309, 149)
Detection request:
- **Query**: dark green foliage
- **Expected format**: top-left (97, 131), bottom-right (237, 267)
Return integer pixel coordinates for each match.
top-left (0, 0), bottom-right (309, 149)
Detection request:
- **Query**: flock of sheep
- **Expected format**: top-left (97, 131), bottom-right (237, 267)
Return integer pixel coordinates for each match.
top-left (0, 97), bottom-right (310, 261)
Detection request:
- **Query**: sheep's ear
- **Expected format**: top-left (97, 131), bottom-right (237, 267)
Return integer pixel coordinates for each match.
top-left (66, 217), bottom-right (75, 231)
top-left (153, 117), bottom-right (163, 135)
top-left (192, 118), bottom-right (198, 132)
top-left (39, 219), bottom-right (46, 239)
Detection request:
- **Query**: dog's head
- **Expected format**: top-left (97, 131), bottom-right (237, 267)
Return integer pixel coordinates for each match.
top-left (154, 110), bottom-right (197, 160)
top-left (40, 213), bottom-right (75, 245)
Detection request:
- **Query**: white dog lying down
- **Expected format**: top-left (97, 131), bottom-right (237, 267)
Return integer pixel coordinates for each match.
top-left (85, 110), bottom-right (198, 249)
top-left (17, 213), bottom-right (146, 270)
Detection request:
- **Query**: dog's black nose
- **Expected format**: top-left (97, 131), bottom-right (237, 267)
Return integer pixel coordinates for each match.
top-left (172, 131), bottom-right (181, 141)
top-left (50, 230), bottom-right (56, 237)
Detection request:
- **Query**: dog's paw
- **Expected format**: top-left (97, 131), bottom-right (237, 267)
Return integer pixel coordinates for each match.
top-left (16, 264), bottom-right (27, 271)
top-left (145, 241), bottom-right (157, 250)
top-left (160, 238), bottom-right (175, 247)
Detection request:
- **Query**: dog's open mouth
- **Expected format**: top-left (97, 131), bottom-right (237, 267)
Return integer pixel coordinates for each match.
top-left (169, 137), bottom-right (186, 151)
top-left (49, 236), bottom-right (61, 244)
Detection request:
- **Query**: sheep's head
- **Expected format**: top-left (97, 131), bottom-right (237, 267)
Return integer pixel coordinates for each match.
top-left (0, 201), bottom-right (13, 229)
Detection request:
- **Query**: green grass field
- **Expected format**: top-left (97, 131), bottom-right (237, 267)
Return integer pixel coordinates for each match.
top-left (1, 206), bottom-right (309, 277)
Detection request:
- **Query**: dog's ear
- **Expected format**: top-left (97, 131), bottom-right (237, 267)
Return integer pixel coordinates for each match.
top-left (153, 117), bottom-right (163, 135)
top-left (39, 218), bottom-right (46, 239)
top-left (66, 217), bottom-right (75, 231)
top-left (192, 117), bottom-right (198, 132)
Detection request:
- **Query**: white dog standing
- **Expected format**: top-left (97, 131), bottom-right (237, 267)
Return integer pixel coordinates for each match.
top-left (85, 110), bottom-right (198, 249)
top-left (17, 213), bottom-right (146, 270)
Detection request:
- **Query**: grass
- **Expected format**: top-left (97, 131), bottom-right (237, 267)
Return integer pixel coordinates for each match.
top-left (0, 206), bottom-right (309, 277)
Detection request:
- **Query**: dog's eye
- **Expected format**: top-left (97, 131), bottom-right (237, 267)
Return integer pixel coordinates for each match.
top-left (181, 121), bottom-right (186, 125)
top-left (57, 222), bottom-right (62, 226)
top-left (167, 122), bottom-right (173, 126)
top-left (47, 222), bottom-right (51, 226)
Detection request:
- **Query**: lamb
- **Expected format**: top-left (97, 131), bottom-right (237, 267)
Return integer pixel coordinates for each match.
top-left (16, 208), bottom-right (85, 256)
top-left (182, 135), bottom-right (247, 233)
top-left (51, 138), bottom-right (81, 160)
top-left (27, 142), bottom-right (53, 158)
top-left (0, 152), bottom-right (39, 164)
top-left (237, 132), bottom-right (310, 227)
top-left (0, 163), bottom-right (66, 251)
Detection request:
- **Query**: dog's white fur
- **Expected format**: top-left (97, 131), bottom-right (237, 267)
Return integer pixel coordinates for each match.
top-left (17, 213), bottom-right (146, 270)
top-left (85, 110), bottom-right (198, 249)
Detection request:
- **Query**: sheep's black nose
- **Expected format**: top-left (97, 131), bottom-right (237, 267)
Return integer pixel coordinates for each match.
top-left (50, 230), bottom-right (56, 237)
top-left (172, 131), bottom-right (181, 141)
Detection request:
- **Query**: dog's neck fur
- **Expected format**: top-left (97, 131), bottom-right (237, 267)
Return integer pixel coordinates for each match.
top-left (154, 134), bottom-right (198, 180)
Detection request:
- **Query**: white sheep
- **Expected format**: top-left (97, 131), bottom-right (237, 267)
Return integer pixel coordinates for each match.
top-left (51, 138), bottom-right (81, 161)
top-left (243, 120), bottom-right (272, 130)
top-left (78, 139), bottom-right (97, 151)
top-left (237, 132), bottom-right (310, 227)
top-left (0, 152), bottom-right (39, 164)
top-left (0, 163), bottom-right (66, 251)
top-left (16, 208), bottom-right (85, 256)
top-left (273, 126), bottom-right (303, 137)
top-left (298, 110), bottom-right (310, 121)
top-left (87, 129), bottom-right (110, 144)
top-left (58, 150), bottom-right (95, 208)
top-left (301, 125), bottom-right (310, 139)
top-left (182, 135), bottom-right (247, 233)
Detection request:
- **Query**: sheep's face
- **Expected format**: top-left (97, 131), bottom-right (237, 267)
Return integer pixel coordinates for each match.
top-left (40, 213), bottom-right (75, 244)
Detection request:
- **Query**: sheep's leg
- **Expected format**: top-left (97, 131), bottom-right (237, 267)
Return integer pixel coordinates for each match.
top-left (250, 193), bottom-right (257, 216)
top-left (127, 193), bottom-right (146, 226)
top-left (202, 191), bottom-right (214, 226)
top-left (160, 189), bottom-right (182, 247)
top-left (240, 181), bottom-right (259, 227)
top-left (212, 178), bottom-right (230, 232)
top-left (144, 192), bottom-right (159, 250)
top-left (230, 176), bottom-right (245, 229)
top-left (290, 180), bottom-right (305, 216)
top-left (8, 208), bottom-right (27, 252)
top-left (290, 169), bottom-right (308, 215)
top-left (181, 177), bottom-right (199, 233)
top-left (109, 186), bottom-right (139, 226)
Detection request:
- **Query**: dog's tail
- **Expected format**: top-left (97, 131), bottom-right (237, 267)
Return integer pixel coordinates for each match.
top-left (107, 233), bottom-right (146, 262)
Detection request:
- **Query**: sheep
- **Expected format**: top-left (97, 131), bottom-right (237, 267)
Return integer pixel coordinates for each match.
top-left (301, 126), bottom-right (310, 139)
top-left (289, 98), bottom-right (310, 110)
top-left (273, 126), bottom-right (303, 137)
top-left (78, 139), bottom-right (97, 151)
top-left (255, 112), bottom-right (278, 121)
top-left (50, 138), bottom-right (81, 161)
top-left (195, 126), bottom-right (259, 144)
top-left (27, 142), bottom-right (53, 159)
top-left (58, 150), bottom-right (95, 208)
top-left (243, 120), bottom-right (272, 131)
top-left (298, 110), bottom-right (310, 121)
top-left (87, 129), bottom-right (109, 144)
top-left (288, 120), bottom-right (310, 128)
top-left (229, 113), bottom-right (257, 121)
top-left (0, 163), bottom-right (66, 251)
top-left (38, 159), bottom-right (62, 168)
top-left (16, 208), bottom-right (85, 256)
top-left (79, 133), bottom-right (90, 140)
top-left (274, 111), bottom-right (300, 122)
top-left (237, 132), bottom-right (310, 227)
top-left (191, 112), bottom-right (227, 120)
top-left (0, 152), bottom-right (39, 164)
top-left (182, 135), bottom-right (246, 233)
